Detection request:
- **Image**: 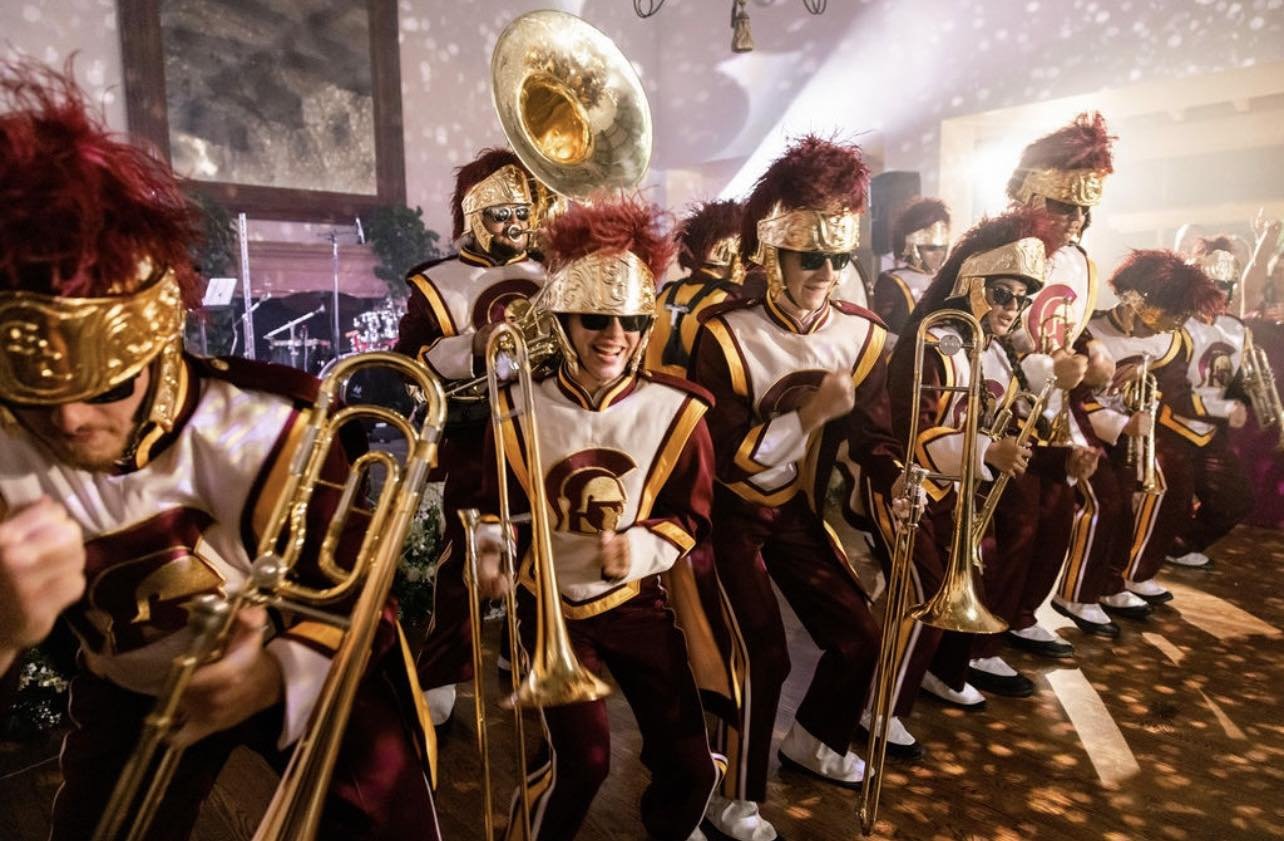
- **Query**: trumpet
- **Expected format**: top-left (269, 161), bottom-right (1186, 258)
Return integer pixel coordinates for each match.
top-left (1122, 353), bottom-right (1160, 493)
top-left (859, 310), bottom-right (1007, 835)
top-left (1242, 329), bottom-right (1284, 450)
top-left (94, 351), bottom-right (447, 841)
top-left (459, 323), bottom-right (612, 840)
top-left (444, 296), bottom-right (561, 403)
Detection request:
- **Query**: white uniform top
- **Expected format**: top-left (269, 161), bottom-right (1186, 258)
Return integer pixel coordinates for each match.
top-left (1081, 310), bottom-right (1183, 447)
top-left (0, 376), bottom-right (327, 747)
top-left (1175, 314), bottom-right (1246, 439)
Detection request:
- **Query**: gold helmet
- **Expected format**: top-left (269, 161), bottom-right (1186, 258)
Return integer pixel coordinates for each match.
top-left (1007, 112), bottom-right (1114, 210)
top-left (452, 149), bottom-right (536, 255)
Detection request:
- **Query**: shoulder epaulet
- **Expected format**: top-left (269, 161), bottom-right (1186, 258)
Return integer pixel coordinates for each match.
top-left (641, 370), bottom-right (716, 407)
top-left (831, 300), bottom-right (888, 328)
top-left (192, 355), bottom-right (320, 407)
top-left (404, 253), bottom-right (457, 282)
top-left (698, 296), bottom-right (760, 323)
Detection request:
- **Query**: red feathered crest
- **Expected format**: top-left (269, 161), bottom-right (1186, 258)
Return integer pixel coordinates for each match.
top-left (677, 199), bottom-right (743, 271)
top-left (450, 147), bottom-right (531, 241)
top-left (543, 193), bottom-right (677, 282)
top-left (0, 58), bottom-right (201, 306)
top-left (740, 135), bottom-right (870, 261)
top-left (1109, 249), bottom-right (1222, 319)
top-left (1192, 234), bottom-right (1250, 265)
top-left (892, 197), bottom-right (950, 256)
top-left (1006, 112), bottom-right (1116, 198)
top-left (907, 206), bottom-right (1062, 330)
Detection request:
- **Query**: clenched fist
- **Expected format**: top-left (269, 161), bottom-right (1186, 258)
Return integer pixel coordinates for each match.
top-left (799, 371), bottom-right (857, 434)
top-left (0, 497), bottom-right (86, 672)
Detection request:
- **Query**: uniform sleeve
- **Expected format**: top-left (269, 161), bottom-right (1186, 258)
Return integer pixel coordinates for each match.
top-left (622, 415), bottom-right (714, 579)
top-left (887, 344), bottom-right (990, 486)
top-left (689, 321), bottom-right (809, 484)
top-left (873, 272), bottom-right (913, 336)
top-left (1156, 334), bottom-right (1203, 418)
top-left (394, 273), bottom-right (476, 381)
top-left (1077, 388), bottom-right (1129, 448)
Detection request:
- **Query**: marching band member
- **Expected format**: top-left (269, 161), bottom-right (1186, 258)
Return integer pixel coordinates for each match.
top-left (1163, 237), bottom-right (1255, 566)
top-left (471, 195), bottom-right (720, 841)
top-left (1076, 251), bottom-right (1222, 607)
top-left (0, 60), bottom-right (438, 840)
top-left (887, 208), bottom-right (1062, 707)
top-left (393, 147), bottom-right (547, 725)
top-left (872, 198), bottom-right (951, 338)
top-left (689, 135), bottom-right (905, 841)
top-left (987, 113), bottom-right (1117, 666)
top-left (647, 199), bottom-right (746, 377)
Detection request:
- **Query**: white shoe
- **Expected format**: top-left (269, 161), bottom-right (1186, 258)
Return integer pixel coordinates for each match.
top-left (424, 684), bottom-right (457, 726)
top-left (1009, 623), bottom-right (1060, 643)
top-left (1126, 578), bottom-right (1170, 598)
top-left (920, 672), bottom-right (986, 707)
top-left (969, 656), bottom-right (1018, 677)
top-left (859, 709), bottom-right (916, 747)
top-left (1167, 551), bottom-right (1211, 568)
top-left (704, 794), bottom-right (779, 841)
top-left (1100, 590), bottom-right (1149, 609)
top-left (777, 721), bottom-right (866, 787)
top-left (1052, 597), bottom-right (1111, 625)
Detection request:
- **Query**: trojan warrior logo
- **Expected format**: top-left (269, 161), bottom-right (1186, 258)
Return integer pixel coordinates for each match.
top-left (759, 370), bottom-right (828, 418)
top-left (70, 507), bottom-right (228, 655)
top-left (950, 378), bottom-right (1009, 430)
top-left (471, 277), bottom-right (542, 329)
top-left (1198, 341), bottom-right (1235, 389)
top-left (1024, 284), bottom-right (1078, 351)
top-left (545, 449), bottom-right (638, 534)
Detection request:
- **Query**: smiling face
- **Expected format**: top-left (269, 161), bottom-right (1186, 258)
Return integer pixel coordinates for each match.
top-left (10, 366), bottom-right (150, 471)
top-left (982, 277), bottom-right (1031, 337)
top-left (565, 314), bottom-right (645, 392)
top-left (779, 249), bottom-right (843, 314)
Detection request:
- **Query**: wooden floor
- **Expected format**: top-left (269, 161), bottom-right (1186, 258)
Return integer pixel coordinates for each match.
top-left (3, 526), bottom-right (1281, 840)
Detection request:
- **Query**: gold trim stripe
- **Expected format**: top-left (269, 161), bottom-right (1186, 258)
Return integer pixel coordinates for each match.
top-left (409, 274), bottom-right (457, 338)
top-left (638, 397), bottom-right (708, 519)
top-left (703, 319), bottom-right (749, 398)
top-left (649, 520), bottom-right (696, 554)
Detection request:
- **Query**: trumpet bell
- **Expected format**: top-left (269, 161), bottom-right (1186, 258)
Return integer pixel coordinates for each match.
top-left (492, 9), bottom-right (653, 201)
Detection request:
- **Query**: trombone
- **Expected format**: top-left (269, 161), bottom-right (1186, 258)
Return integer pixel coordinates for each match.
top-left (859, 310), bottom-right (1008, 835)
top-left (459, 323), bottom-right (612, 841)
top-left (93, 351), bottom-right (447, 841)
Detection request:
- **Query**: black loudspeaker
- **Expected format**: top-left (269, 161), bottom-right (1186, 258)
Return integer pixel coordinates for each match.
top-left (871, 171), bottom-right (922, 257)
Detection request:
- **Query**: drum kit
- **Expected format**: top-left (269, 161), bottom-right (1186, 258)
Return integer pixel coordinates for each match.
top-left (345, 302), bottom-right (402, 354)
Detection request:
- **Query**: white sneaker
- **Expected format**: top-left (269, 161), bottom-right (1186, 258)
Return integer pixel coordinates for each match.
top-left (1126, 578), bottom-right (1170, 598)
top-left (704, 794), bottom-right (779, 841)
top-left (1053, 597), bottom-right (1111, 625)
top-left (777, 721), bottom-right (866, 786)
top-left (921, 672), bottom-right (986, 707)
top-left (424, 684), bottom-right (457, 726)
top-left (969, 656), bottom-right (1018, 677)
top-left (1167, 551), bottom-right (1211, 568)
top-left (1009, 623), bottom-right (1060, 643)
top-left (859, 709), bottom-right (917, 747)
top-left (1100, 590), bottom-right (1149, 609)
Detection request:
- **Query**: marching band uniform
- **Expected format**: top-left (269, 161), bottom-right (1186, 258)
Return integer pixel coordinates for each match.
top-left (646, 199), bottom-right (746, 378)
top-left (872, 198), bottom-right (950, 338)
top-left (988, 113), bottom-right (1116, 662)
top-left (475, 198), bottom-right (720, 841)
top-left (0, 64), bottom-right (438, 840)
top-left (394, 149), bottom-right (546, 712)
top-left (1074, 252), bottom-right (1223, 604)
top-left (689, 137), bottom-right (897, 839)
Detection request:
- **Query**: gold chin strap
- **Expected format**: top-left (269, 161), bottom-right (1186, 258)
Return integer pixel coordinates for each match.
top-left (462, 164), bottom-right (535, 253)
top-left (1012, 167), bottom-right (1107, 207)
top-left (752, 204), bottom-right (861, 299)
top-left (0, 269), bottom-right (185, 406)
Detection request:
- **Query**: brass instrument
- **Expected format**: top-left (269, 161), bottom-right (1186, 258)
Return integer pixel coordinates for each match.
top-left (1040, 301), bottom-right (1077, 447)
top-left (444, 294), bottom-right (561, 403)
top-left (459, 323), bottom-right (612, 840)
top-left (94, 351), bottom-right (447, 841)
top-left (972, 377), bottom-right (1058, 539)
top-left (1122, 353), bottom-right (1159, 494)
top-left (859, 311), bottom-right (1007, 835)
top-left (1242, 329), bottom-right (1284, 451)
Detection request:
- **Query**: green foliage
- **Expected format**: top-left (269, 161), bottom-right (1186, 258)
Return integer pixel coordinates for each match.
top-left (395, 495), bottom-right (443, 627)
top-left (366, 205), bottom-right (443, 299)
top-left (188, 190), bottom-right (238, 279)
top-left (1, 647), bottom-right (69, 740)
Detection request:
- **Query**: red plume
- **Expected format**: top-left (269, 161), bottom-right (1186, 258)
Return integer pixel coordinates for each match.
top-left (1007, 112), bottom-right (1116, 200)
top-left (891, 197), bottom-right (950, 257)
top-left (543, 193), bottom-right (677, 282)
top-left (450, 147), bottom-right (531, 241)
top-left (1109, 249), bottom-right (1223, 318)
top-left (676, 199), bottom-right (743, 271)
top-left (740, 135), bottom-right (870, 261)
top-left (0, 58), bottom-right (201, 306)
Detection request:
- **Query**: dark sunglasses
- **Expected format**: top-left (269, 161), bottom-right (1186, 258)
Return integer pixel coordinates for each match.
top-left (82, 375), bottom-right (139, 405)
top-left (1044, 198), bottom-right (1089, 218)
top-left (577, 313), bottom-right (652, 333)
top-left (986, 286), bottom-right (1033, 311)
top-left (483, 205), bottom-right (531, 223)
top-left (797, 251), bottom-right (853, 272)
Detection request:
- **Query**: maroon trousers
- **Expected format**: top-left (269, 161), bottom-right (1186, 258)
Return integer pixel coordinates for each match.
top-left (711, 488), bottom-right (880, 803)
top-left (1059, 450), bottom-right (1135, 603)
top-left (1170, 429), bottom-right (1254, 557)
top-left (508, 580), bottom-right (716, 841)
top-left (972, 446), bottom-right (1075, 658)
top-left (52, 664), bottom-right (439, 841)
